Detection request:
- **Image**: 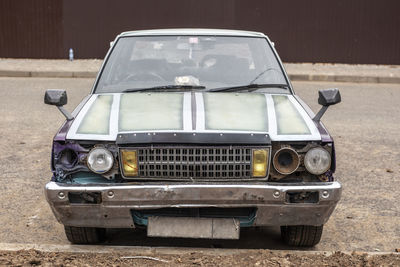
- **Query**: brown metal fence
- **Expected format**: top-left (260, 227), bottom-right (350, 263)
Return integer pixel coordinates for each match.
top-left (0, 0), bottom-right (63, 58)
top-left (1, 0), bottom-right (399, 64)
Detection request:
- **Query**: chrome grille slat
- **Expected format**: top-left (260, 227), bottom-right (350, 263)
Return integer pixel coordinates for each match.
top-left (122, 146), bottom-right (269, 180)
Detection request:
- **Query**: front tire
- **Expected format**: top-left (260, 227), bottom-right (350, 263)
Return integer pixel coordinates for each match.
top-left (280, 225), bottom-right (323, 247)
top-left (64, 226), bottom-right (106, 244)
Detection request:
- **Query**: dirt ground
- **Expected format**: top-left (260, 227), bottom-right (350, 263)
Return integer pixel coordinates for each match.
top-left (0, 249), bottom-right (399, 266)
top-left (0, 77), bottom-right (399, 265)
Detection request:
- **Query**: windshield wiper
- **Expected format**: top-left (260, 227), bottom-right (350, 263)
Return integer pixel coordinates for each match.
top-left (205, 83), bottom-right (289, 92)
top-left (123, 85), bottom-right (205, 93)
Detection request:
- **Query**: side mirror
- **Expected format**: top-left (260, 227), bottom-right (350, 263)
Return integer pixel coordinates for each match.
top-left (44, 89), bottom-right (74, 120)
top-left (318, 88), bottom-right (341, 106)
top-left (44, 89), bottom-right (67, 106)
top-left (313, 88), bottom-right (341, 121)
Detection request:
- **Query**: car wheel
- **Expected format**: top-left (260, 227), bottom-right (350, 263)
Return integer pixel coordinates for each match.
top-left (64, 226), bottom-right (106, 244)
top-left (280, 225), bottom-right (323, 247)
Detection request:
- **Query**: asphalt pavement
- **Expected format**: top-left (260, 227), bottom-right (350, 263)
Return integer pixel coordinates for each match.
top-left (0, 77), bottom-right (398, 252)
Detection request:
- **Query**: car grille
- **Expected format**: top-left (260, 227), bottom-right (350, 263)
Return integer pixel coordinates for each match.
top-left (122, 146), bottom-right (269, 180)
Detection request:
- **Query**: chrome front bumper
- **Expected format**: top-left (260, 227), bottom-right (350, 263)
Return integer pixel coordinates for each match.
top-left (45, 181), bottom-right (342, 228)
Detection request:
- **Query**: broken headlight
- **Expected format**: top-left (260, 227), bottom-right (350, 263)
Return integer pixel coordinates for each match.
top-left (272, 147), bottom-right (300, 175)
top-left (120, 149), bottom-right (138, 177)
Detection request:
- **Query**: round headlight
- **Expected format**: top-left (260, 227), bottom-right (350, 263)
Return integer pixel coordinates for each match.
top-left (304, 147), bottom-right (331, 175)
top-left (87, 147), bottom-right (114, 174)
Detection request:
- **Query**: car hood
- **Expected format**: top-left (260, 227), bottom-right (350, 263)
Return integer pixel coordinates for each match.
top-left (66, 92), bottom-right (321, 141)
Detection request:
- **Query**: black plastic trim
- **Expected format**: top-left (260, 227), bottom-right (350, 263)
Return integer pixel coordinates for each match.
top-left (116, 132), bottom-right (271, 145)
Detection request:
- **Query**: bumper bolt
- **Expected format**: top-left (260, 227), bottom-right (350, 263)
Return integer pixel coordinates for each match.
top-left (273, 190), bottom-right (280, 198)
top-left (107, 191), bottom-right (114, 198)
top-left (321, 190), bottom-right (330, 199)
top-left (57, 191), bottom-right (65, 199)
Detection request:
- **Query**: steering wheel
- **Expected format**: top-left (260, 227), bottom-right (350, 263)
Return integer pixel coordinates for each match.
top-left (122, 72), bottom-right (165, 82)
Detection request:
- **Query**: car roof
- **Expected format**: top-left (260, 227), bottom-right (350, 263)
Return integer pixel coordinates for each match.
top-left (119, 28), bottom-right (268, 38)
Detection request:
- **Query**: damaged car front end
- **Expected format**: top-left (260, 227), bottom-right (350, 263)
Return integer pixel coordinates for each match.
top-left (45, 29), bottom-right (341, 246)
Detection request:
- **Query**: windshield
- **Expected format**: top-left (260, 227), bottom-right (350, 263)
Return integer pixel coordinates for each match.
top-left (95, 35), bottom-right (288, 93)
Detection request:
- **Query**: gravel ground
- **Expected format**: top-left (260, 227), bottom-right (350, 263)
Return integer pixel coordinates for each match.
top-left (0, 77), bottom-right (399, 264)
top-left (0, 249), bottom-right (399, 266)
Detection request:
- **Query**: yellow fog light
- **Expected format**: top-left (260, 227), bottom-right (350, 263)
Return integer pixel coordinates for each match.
top-left (252, 149), bottom-right (268, 177)
top-left (121, 150), bottom-right (138, 177)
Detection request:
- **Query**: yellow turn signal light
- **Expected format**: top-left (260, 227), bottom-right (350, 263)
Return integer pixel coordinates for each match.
top-left (121, 150), bottom-right (138, 177)
top-left (252, 149), bottom-right (268, 177)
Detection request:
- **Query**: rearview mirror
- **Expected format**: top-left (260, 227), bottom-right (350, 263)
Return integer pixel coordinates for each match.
top-left (313, 88), bottom-right (341, 121)
top-left (44, 89), bottom-right (67, 106)
top-left (44, 89), bottom-right (73, 120)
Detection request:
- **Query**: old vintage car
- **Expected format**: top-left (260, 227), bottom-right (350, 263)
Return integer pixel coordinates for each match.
top-left (44, 29), bottom-right (341, 247)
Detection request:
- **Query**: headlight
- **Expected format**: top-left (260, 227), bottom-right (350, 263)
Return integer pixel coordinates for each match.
top-left (304, 147), bottom-right (331, 175)
top-left (252, 149), bottom-right (268, 177)
top-left (121, 150), bottom-right (138, 177)
top-left (87, 147), bottom-right (114, 174)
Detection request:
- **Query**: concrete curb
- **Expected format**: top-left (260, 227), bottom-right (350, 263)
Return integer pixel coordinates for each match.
top-left (0, 70), bottom-right (98, 78)
top-left (0, 70), bottom-right (400, 84)
top-left (288, 74), bottom-right (400, 84)
top-left (0, 243), bottom-right (398, 256)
